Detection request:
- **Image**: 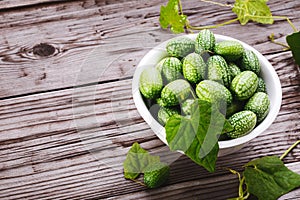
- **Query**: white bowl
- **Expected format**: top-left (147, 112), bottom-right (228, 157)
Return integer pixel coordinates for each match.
top-left (132, 34), bottom-right (282, 156)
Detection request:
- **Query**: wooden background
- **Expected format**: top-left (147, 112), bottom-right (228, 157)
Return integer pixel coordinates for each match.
top-left (0, 0), bottom-right (299, 199)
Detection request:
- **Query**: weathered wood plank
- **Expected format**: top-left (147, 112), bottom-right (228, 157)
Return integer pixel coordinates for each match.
top-left (0, 49), bottom-right (300, 199)
top-left (0, 0), bottom-right (64, 9)
top-left (0, 0), bottom-right (300, 199)
top-left (0, 0), bottom-right (299, 98)
top-left (0, 0), bottom-right (135, 10)
top-left (109, 161), bottom-right (300, 200)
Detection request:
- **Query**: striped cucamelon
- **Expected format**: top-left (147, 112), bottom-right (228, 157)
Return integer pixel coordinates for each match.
top-left (160, 57), bottom-right (183, 83)
top-left (230, 71), bottom-right (258, 101)
top-left (214, 40), bottom-right (244, 62)
top-left (227, 110), bottom-right (257, 139)
top-left (139, 68), bottom-right (163, 99)
top-left (166, 37), bottom-right (195, 58)
top-left (157, 107), bottom-right (180, 126)
top-left (183, 52), bottom-right (207, 84)
top-left (240, 49), bottom-right (261, 74)
top-left (244, 92), bottom-right (270, 123)
top-left (196, 80), bottom-right (232, 106)
top-left (195, 29), bottom-right (215, 54)
top-left (161, 79), bottom-right (192, 106)
top-left (207, 55), bottom-right (231, 87)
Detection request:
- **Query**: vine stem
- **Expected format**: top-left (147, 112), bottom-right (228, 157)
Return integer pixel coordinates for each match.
top-left (272, 16), bottom-right (298, 32)
top-left (246, 15), bottom-right (298, 32)
top-left (227, 168), bottom-right (249, 200)
top-left (132, 179), bottom-right (146, 187)
top-left (178, 0), bottom-right (183, 15)
top-left (177, 0), bottom-right (298, 34)
top-left (238, 176), bottom-right (245, 197)
top-left (269, 33), bottom-right (290, 50)
top-left (280, 140), bottom-right (300, 160)
top-left (186, 18), bottom-right (239, 30)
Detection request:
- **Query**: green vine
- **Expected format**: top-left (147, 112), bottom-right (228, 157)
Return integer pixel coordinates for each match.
top-left (159, 0), bottom-right (300, 65)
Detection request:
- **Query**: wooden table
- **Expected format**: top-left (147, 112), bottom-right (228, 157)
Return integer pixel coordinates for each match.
top-left (0, 0), bottom-right (299, 199)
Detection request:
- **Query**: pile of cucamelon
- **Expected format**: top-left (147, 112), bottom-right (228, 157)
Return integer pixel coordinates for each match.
top-left (139, 29), bottom-right (270, 140)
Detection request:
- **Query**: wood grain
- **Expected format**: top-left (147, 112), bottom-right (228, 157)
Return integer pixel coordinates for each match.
top-left (0, 0), bottom-right (63, 9)
top-left (0, 0), bottom-right (299, 98)
top-left (0, 0), bottom-right (132, 10)
top-left (0, 59), bottom-right (299, 199)
top-left (1, 0), bottom-right (300, 199)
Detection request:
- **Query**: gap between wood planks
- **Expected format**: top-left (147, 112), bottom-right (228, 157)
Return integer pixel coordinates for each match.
top-left (0, 1), bottom-right (299, 199)
top-left (0, 0), bottom-right (298, 99)
top-left (0, 76), bottom-right (132, 101)
top-left (0, 0), bottom-right (135, 11)
top-left (0, 49), bottom-right (296, 102)
top-left (0, 0), bottom-right (68, 11)
top-left (0, 74), bottom-right (298, 199)
top-left (0, 78), bottom-right (299, 165)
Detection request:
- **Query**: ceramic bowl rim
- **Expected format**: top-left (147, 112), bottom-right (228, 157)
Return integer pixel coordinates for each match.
top-left (132, 34), bottom-right (282, 150)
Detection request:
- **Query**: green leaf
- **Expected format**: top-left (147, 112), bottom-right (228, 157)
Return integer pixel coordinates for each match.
top-left (222, 119), bottom-right (233, 134)
top-left (232, 0), bottom-right (274, 25)
top-left (159, 0), bottom-right (187, 33)
top-left (165, 100), bottom-right (231, 172)
top-left (244, 156), bottom-right (300, 200)
top-left (286, 31), bottom-right (300, 66)
top-left (123, 142), bottom-right (160, 180)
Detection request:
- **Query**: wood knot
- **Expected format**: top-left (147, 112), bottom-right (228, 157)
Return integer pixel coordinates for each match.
top-left (33, 43), bottom-right (56, 57)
